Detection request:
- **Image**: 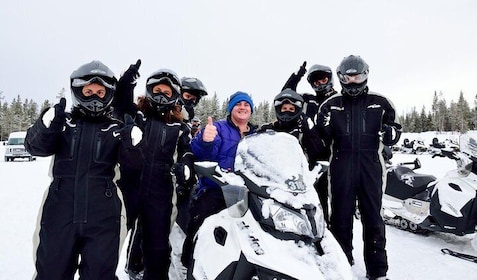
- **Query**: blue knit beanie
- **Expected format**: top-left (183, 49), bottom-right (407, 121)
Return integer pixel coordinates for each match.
top-left (227, 91), bottom-right (254, 113)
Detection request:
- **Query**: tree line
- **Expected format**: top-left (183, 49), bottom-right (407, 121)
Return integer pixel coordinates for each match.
top-left (400, 91), bottom-right (477, 133)
top-left (1, 90), bottom-right (476, 141)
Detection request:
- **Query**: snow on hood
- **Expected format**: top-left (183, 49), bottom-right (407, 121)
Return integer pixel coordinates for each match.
top-left (234, 131), bottom-right (320, 209)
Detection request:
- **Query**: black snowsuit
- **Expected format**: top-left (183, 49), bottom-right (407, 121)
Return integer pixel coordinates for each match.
top-left (25, 111), bottom-right (139, 280)
top-left (136, 114), bottom-right (194, 279)
top-left (317, 89), bottom-right (401, 278)
top-left (282, 72), bottom-right (336, 224)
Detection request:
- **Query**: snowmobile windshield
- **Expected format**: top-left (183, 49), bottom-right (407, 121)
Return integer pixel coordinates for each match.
top-left (234, 131), bottom-right (320, 209)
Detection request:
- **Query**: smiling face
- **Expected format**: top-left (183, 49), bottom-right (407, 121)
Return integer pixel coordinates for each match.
top-left (230, 101), bottom-right (252, 124)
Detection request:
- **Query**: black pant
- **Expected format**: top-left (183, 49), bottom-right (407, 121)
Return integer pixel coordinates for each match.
top-left (329, 153), bottom-right (388, 278)
top-left (140, 175), bottom-right (174, 279)
top-left (314, 171), bottom-right (329, 225)
top-left (125, 217), bottom-right (144, 273)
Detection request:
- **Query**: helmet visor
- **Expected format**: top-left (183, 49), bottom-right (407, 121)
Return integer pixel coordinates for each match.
top-left (146, 76), bottom-right (177, 87)
top-left (338, 73), bottom-right (368, 85)
top-left (274, 98), bottom-right (303, 109)
top-left (72, 76), bottom-right (116, 90)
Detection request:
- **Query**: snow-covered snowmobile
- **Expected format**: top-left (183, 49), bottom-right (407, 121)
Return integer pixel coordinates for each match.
top-left (400, 138), bottom-right (427, 154)
top-left (428, 137), bottom-right (460, 157)
top-left (383, 131), bottom-right (477, 236)
top-left (187, 132), bottom-right (353, 280)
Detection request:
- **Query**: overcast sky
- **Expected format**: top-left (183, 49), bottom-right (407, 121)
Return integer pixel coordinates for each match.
top-left (1, 0), bottom-right (476, 115)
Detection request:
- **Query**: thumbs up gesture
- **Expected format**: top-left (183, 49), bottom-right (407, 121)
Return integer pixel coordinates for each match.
top-left (202, 116), bottom-right (218, 142)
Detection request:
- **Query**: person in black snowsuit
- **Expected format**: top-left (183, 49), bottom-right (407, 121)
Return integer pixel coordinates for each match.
top-left (133, 69), bottom-right (195, 279)
top-left (111, 59), bottom-right (146, 279)
top-left (179, 76), bottom-right (208, 124)
top-left (317, 55), bottom-right (402, 280)
top-left (175, 77), bottom-right (208, 232)
top-left (114, 65), bottom-right (208, 279)
top-left (25, 60), bottom-right (142, 280)
top-left (282, 62), bottom-right (337, 224)
top-left (257, 88), bottom-right (325, 171)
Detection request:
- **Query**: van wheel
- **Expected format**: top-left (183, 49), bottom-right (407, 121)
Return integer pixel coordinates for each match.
top-left (4, 157), bottom-right (9, 162)
top-left (28, 156), bottom-right (32, 161)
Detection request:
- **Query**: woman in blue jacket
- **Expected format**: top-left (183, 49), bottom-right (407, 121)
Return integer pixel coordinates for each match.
top-left (181, 91), bottom-right (256, 268)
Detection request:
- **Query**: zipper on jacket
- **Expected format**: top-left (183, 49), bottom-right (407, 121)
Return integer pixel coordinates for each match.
top-left (161, 126), bottom-right (167, 147)
top-left (69, 129), bottom-right (78, 159)
top-left (346, 113), bottom-right (350, 134)
top-left (362, 111), bottom-right (366, 133)
top-left (95, 133), bottom-right (102, 161)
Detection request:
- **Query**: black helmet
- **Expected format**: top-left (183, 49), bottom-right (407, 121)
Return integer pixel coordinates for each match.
top-left (70, 60), bottom-right (117, 117)
top-left (336, 55), bottom-right (369, 97)
top-left (306, 64), bottom-right (333, 96)
top-left (274, 89), bottom-right (304, 124)
top-left (180, 77), bottom-right (208, 106)
top-left (145, 68), bottom-right (181, 112)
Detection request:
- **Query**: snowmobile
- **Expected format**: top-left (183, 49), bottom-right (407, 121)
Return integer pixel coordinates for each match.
top-left (383, 131), bottom-right (477, 236)
top-left (187, 132), bottom-right (353, 280)
top-left (400, 138), bottom-right (427, 154)
top-left (428, 137), bottom-right (460, 157)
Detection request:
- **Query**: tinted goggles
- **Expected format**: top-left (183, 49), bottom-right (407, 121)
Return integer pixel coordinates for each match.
top-left (274, 98), bottom-right (303, 108)
top-left (147, 73), bottom-right (180, 88)
top-left (72, 76), bottom-right (116, 90)
top-left (337, 72), bottom-right (368, 85)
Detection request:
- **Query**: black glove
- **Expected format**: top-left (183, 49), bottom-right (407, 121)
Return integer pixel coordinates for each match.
top-left (171, 162), bottom-right (192, 187)
top-left (176, 184), bottom-right (192, 197)
top-left (42, 97), bottom-right (66, 131)
top-left (282, 61), bottom-right (307, 91)
top-left (297, 61), bottom-right (307, 78)
top-left (119, 114), bottom-right (143, 147)
top-left (382, 124), bottom-right (394, 145)
top-left (120, 59), bottom-right (142, 84)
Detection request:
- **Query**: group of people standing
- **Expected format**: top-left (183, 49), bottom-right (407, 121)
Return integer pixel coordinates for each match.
top-left (26, 54), bottom-right (401, 280)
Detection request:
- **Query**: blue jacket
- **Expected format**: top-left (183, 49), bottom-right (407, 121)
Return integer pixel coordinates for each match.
top-left (192, 116), bottom-right (255, 194)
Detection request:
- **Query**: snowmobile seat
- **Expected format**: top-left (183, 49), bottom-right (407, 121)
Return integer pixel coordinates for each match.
top-left (387, 167), bottom-right (436, 200)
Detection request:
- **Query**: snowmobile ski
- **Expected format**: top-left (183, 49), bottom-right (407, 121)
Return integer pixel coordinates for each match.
top-left (441, 248), bottom-right (477, 263)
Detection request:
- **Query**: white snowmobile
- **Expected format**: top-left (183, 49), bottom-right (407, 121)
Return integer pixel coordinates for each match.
top-left (428, 137), bottom-right (460, 157)
top-left (383, 131), bottom-right (477, 236)
top-left (400, 138), bottom-right (427, 154)
top-left (187, 132), bottom-right (353, 280)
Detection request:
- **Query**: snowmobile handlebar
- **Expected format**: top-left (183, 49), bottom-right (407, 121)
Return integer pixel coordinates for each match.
top-left (397, 158), bottom-right (421, 170)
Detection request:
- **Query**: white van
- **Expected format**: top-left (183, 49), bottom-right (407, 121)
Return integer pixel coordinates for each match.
top-left (4, 131), bottom-right (35, 161)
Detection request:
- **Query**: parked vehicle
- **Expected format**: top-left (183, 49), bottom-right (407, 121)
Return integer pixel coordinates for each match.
top-left (383, 131), bottom-right (477, 237)
top-left (4, 131), bottom-right (35, 161)
top-left (186, 132), bottom-right (353, 280)
top-left (428, 137), bottom-right (460, 157)
top-left (400, 138), bottom-right (427, 154)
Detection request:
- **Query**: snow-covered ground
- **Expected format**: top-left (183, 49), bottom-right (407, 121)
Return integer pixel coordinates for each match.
top-left (1, 132), bottom-right (477, 279)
